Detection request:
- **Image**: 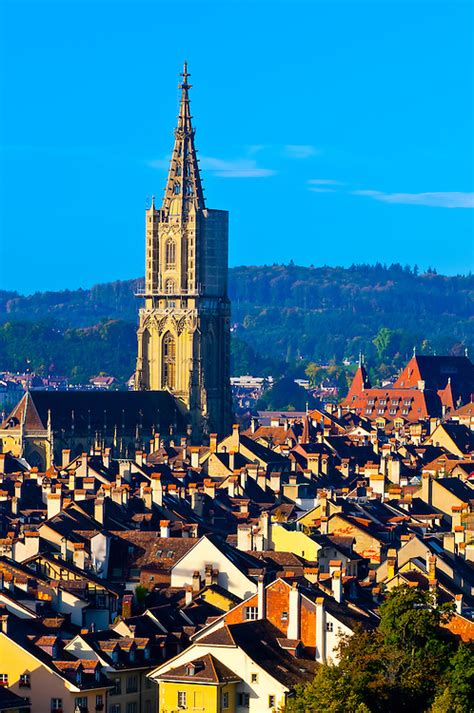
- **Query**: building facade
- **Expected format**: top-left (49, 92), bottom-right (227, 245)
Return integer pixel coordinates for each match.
top-left (135, 64), bottom-right (232, 439)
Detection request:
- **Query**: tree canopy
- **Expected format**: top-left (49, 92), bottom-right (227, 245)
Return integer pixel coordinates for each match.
top-left (285, 586), bottom-right (473, 713)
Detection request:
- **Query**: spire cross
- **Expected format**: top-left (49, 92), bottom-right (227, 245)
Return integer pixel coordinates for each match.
top-left (180, 61), bottom-right (191, 89)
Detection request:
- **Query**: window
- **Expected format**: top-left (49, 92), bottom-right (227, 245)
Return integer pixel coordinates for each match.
top-left (402, 408), bottom-right (410, 416)
top-left (251, 673), bottom-right (258, 683)
top-left (237, 693), bottom-right (250, 707)
top-left (75, 697), bottom-right (87, 712)
top-left (0, 674), bottom-right (8, 686)
top-left (162, 332), bottom-right (176, 390)
top-left (51, 700), bottom-right (63, 712)
top-left (109, 706), bottom-right (121, 713)
top-left (145, 703), bottom-right (152, 713)
top-left (173, 182), bottom-right (181, 194)
top-left (222, 691), bottom-right (229, 709)
top-left (20, 673), bottom-right (30, 688)
top-left (326, 621), bottom-right (334, 632)
top-left (281, 611), bottom-right (288, 621)
top-left (389, 409), bottom-right (397, 415)
top-left (126, 675), bottom-right (138, 693)
top-left (165, 278), bottom-right (175, 294)
top-left (269, 695), bottom-right (276, 708)
top-left (177, 691), bottom-right (187, 708)
top-left (165, 239), bottom-right (176, 269)
top-left (377, 408), bottom-right (384, 415)
top-left (96, 694), bottom-right (104, 710)
top-left (110, 678), bottom-right (121, 696)
top-left (126, 704), bottom-right (138, 713)
top-left (244, 606), bottom-right (258, 621)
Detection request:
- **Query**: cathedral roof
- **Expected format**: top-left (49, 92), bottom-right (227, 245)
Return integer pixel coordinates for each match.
top-left (1, 390), bottom-right (186, 434)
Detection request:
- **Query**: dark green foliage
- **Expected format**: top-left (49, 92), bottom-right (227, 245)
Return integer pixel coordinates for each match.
top-left (285, 586), bottom-right (472, 713)
top-left (0, 264), bottom-right (472, 383)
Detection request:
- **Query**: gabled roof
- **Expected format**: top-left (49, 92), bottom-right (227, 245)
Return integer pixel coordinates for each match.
top-left (155, 653), bottom-right (240, 684)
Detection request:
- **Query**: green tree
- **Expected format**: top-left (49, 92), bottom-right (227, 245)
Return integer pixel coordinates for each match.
top-left (285, 586), bottom-right (461, 713)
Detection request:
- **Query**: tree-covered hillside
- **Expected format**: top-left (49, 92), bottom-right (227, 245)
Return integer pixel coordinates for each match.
top-left (0, 263), bottom-right (472, 384)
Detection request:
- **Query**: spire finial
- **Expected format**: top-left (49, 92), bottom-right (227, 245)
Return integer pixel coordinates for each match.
top-left (413, 346), bottom-right (416, 357)
top-left (180, 60), bottom-right (191, 89)
top-left (358, 351), bottom-right (362, 367)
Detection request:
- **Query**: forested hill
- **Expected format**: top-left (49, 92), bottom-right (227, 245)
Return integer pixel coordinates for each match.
top-left (0, 264), bottom-right (472, 383)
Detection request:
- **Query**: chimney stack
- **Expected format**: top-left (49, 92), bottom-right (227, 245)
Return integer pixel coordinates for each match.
top-left (287, 583), bottom-right (300, 639)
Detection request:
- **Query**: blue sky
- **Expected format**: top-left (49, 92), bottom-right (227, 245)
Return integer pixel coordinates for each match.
top-left (1, 0), bottom-right (473, 294)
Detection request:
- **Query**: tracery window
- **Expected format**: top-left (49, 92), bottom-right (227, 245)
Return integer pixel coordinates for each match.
top-left (165, 278), bottom-right (175, 294)
top-left (165, 239), bottom-right (176, 269)
top-left (162, 332), bottom-right (176, 390)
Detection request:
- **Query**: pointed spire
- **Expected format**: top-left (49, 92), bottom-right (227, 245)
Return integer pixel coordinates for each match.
top-left (161, 62), bottom-right (205, 215)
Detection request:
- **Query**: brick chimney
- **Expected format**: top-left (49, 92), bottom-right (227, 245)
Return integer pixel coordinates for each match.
top-left (192, 571), bottom-right (201, 593)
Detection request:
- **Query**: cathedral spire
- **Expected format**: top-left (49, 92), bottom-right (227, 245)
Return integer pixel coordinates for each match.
top-left (162, 62), bottom-right (205, 214)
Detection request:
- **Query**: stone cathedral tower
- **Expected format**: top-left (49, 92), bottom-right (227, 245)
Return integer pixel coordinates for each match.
top-left (135, 64), bottom-right (232, 438)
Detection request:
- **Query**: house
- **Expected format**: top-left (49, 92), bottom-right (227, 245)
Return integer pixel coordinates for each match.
top-left (0, 609), bottom-right (111, 713)
top-left (149, 620), bottom-right (318, 713)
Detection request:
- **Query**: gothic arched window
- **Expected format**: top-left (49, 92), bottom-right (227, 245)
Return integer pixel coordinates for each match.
top-left (162, 332), bottom-right (176, 390)
top-left (165, 239), bottom-right (176, 269)
top-left (165, 278), bottom-right (175, 294)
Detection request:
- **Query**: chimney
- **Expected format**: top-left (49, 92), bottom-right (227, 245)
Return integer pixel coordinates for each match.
top-left (251, 417), bottom-right (259, 434)
top-left (421, 472), bottom-right (432, 504)
top-left (209, 434), bottom-right (217, 454)
top-left (332, 569), bottom-right (343, 603)
top-left (103, 447), bottom-right (111, 468)
top-left (191, 491), bottom-right (204, 518)
top-left (151, 474), bottom-right (163, 506)
top-left (73, 543), bottom-right (85, 570)
top-left (257, 575), bottom-right (266, 619)
top-left (47, 492), bottom-right (62, 520)
top-left (94, 497), bottom-right (105, 525)
top-left (455, 593), bottom-right (463, 615)
top-left (160, 520), bottom-right (170, 538)
top-left (237, 524), bottom-right (253, 551)
top-left (386, 549), bottom-right (397, 579)
top-left (61, 449), bottom-right (71, 468)
top-left (122, 594), bottom-right (133, 619)
top-left (135, 450), bottom-right (144, 467)
top-left (232, 423), bottom-right (240, 448)
top-left (320, 516), bottom-right (329, 536)
top-left (14, 481), bottom-right (22, 502)
top-left (192, 571), bottom-right (201, 593)
top-left (427, 554), bottom-right (436, 580)
top-left (185, 586), bottom-right (193, 606)
top-left (142, 486), bottom-right (152, 510)
top-left (315, 597), bottom-right (326, 663)
top-left (190, 447), bottom-right (200, 469)
top-left (0, 612), bottom-right (8, 634)
top-left (228, 450), bottom-right (235, 473)
top-left (287, 583), bottom-right (300, 640)
top-left (443, 532), bottom-right (455, 554)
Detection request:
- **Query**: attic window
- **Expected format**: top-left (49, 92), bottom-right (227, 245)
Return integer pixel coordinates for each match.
top-left (186, 663), bottom-right (196, 676)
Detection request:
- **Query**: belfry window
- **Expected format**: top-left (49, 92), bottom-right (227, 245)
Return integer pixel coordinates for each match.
top-left (165, 239), bottom-right (176, 269)
top-left (185, 183), bottom-right (194, 196)
top-left (173, 182), bottom-right (181, 194)
top-left (162, 332), bottom-right (176, 390)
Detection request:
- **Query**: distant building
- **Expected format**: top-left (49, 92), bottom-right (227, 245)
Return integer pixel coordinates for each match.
top-left (343, 354), bottom-right (474, 425)
top-left (89, 375), bottom-right (117, 389)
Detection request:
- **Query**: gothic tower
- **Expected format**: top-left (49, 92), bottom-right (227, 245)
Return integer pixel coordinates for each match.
top-left (135, 63), bottom-right (232, 438)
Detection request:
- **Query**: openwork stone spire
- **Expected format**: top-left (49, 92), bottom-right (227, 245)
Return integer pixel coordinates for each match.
top-left (162, 61), bottom-right (205, 215)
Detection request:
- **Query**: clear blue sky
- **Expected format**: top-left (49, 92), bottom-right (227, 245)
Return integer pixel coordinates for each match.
top-left (1, 0), bottom-right (473, 294)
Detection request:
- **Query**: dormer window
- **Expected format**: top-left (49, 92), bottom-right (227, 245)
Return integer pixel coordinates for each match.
top-left (186, 663), bottom-right (196, 676)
